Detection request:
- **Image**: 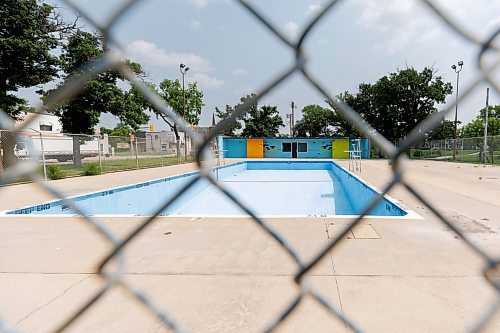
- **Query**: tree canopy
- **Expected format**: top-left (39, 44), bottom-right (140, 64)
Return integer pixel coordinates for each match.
top-left (100, 122), bottom-right (133, 137)
top-left (461, 105), bottom-right (500, 138)
top-left (0, 0), bottom-right (76, 119)
top-left (157, 79), bottom-right (204, 128)
top-left (294, 104), bottom-right (335, 137)
top-left (427, 120), bottom-right (456, 140)
top-left (333, 67), bottom-right (453, 142)
top-left (46, 29), bottom-right (149, 166)
top-left (214, 104), bottom-right (241, 136)
top-left (238, 94), bottom-right (284, 137)
top-left (48, 30), bottom-right (149, 134)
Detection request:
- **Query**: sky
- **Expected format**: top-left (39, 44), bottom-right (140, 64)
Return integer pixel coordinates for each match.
top-left (20, 0), bottom-right (500, 133)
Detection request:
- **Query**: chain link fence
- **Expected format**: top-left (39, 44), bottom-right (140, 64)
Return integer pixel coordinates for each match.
top-left (410, 135), bottom-right (500, 164)
top-left (0, 130), bottom-right (196, 181)
top-left (0, 0), bottom-right (499, 332)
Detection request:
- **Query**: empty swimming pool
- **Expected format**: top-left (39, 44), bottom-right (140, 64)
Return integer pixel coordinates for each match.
top-left (3, 161), bottom-right (409, 217)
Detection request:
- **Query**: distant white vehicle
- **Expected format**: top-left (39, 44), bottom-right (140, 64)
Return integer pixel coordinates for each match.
top-left (14, 133), bottom-right (99, 162)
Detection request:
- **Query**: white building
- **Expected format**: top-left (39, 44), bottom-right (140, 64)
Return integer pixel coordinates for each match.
top-left (17, 111), bottom-right (63, 134)
top-left (135, 130), bottom-right (189, 155)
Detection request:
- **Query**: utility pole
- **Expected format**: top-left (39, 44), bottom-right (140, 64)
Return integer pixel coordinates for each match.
top-left (482, 87), bottom-right (489, 163)
top-left (180, 63), bottom-right (189, 161)
top-left (451, 61), bottom-right (463, 161)
top-left (291, 101), bottom-right (296, 137)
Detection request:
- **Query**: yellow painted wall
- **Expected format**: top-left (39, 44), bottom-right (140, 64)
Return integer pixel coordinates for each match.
top-left (332, 139), bottom-right (349, 159)
top-left (247, 138), bottom-right (264, 158)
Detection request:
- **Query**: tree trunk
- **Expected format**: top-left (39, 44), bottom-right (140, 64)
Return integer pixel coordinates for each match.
top-left (72, 136), bottom-right (82, 167)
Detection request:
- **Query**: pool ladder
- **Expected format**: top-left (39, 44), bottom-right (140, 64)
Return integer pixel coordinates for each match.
top-left (348, 139), bottom-right (362, 173)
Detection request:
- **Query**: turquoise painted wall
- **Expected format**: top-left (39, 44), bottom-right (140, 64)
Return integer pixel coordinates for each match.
top-left (263, 138), bottom-right (332, 158)
top-left (222, 138), bottom-right (247, 158)
top-left (221, 137), bottom-right (369, 159)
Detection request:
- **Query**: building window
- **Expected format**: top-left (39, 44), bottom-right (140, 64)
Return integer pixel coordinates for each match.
top-left (39, 124), bottom-right (52, 132)
top-left (282, 142), bottom-right (291, 152)
top-left (298, 142), bottom-right (308, 152)
top-left (155, 135), bottom-right (159, 140)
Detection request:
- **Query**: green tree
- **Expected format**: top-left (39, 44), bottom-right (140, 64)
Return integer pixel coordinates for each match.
top-left (47, 30), bottom-right (149, 166)
top-left (428, 120), bottom-right (456, 140)
top-left (214, 104), bottom-right (241, 136)
top-left (112, 124), bottom-right (132, 137)
top-left (332, 67), bottom-right (453, 142)
top-left (461, 118), bottom-right (500, 138)
top-left (294, 104), bottom-right (335, 137)
top-left (99, 127), bottom-right (113, 135)
top-left (239, 94), bottom-right (284, 137)
top-left (479, 104), bottom-right (500, 119)
top-left (154, 79), bottom-right (204, 159)
top-left (0, 0), bottom-right (76, 119)
top-left (0, 0), bottom-right (76, 171)
top-left (327, 93), bottom-right (362, 137)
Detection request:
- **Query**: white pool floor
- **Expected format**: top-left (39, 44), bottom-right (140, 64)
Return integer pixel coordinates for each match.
top-left (164, 169), bottom-right (354, 217)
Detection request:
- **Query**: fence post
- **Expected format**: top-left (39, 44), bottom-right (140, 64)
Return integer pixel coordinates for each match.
top-left (461, 138), bottom-right (464, 162)
top-left (444, 139), bottom-right (447, 160)
top-left (97, 136), bottom-right (103, 173)
top-left (160, 137), bottom-right (164, 167)
top-left (39, 131), bottom-right (47, 180)
top-left (135, 138), bottom-right (139, 169)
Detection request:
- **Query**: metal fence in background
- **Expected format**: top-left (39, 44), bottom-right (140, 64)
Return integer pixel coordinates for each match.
top-left (410, 135), bottom-right (500, 164)
top-left (0, 130), bottom-right (196, 181)
top-left (0, 0), bottom-right (499, 332)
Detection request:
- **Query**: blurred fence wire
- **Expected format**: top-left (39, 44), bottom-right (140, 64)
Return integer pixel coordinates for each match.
top-left (0, 0), bottom-right (499, 332)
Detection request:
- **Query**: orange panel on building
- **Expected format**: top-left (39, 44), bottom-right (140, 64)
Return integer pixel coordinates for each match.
top-left (246, 138), bottom-right (264, 158)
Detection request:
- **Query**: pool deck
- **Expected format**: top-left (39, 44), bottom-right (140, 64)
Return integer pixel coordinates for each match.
top-left (0, 159), bottom-right (499, 332)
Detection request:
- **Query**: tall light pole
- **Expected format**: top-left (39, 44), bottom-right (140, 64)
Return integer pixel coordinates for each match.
top-left (482, 87), bottom-right (489, 163)
top-left (286, 101), bottom-right (296, 137)
top-left (451, 60), bottom-right (463, 161)
top-left (180, 63), bottom-right (189, 161)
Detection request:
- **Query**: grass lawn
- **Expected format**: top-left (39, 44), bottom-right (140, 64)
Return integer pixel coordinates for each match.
top-left (411, 148), bottom-right (500, 165)
top-left (53, 156), bottom-right (194, 178)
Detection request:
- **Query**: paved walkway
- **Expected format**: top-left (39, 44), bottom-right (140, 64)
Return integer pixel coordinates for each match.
top-left (0, 159), bottom-right (499, 332)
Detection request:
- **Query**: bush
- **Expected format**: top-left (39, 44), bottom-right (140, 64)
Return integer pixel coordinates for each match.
top-left (46, 164), bottom-right (65, 180)
top-left (82, 162), bottom-right (101, 176)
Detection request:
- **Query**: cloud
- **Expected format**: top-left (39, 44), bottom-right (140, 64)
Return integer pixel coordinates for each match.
top-left (190, 20), bottom-right (201, 30)
top-left (350, 0), bottom-right (436, 53)
top-left (233, 85), bottom-right (253, 96)
top-left (232, 68), bottom-right (248, 76)
top-left (127, 40), bottom-right (212, 72)
top-left (189, 73), bottom-right (224, 90)
top-left (417, 27), bottom-right (443, 43)
top-left (127, 40), bottom-right (224, 90)
top-left (284, 20), bottom-right (299, 35)
top-left (351, 0), bottom-right (500, 54)
top-left (305, 3), bottom-right (323, 16)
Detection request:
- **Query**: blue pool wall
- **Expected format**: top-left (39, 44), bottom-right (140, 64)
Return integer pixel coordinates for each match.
top-left (221, 137), bottom-right (370, 159)
top-left (246, 161), bottom-right (405, 216)
top-left (5, 161), bottom-right (405, 217)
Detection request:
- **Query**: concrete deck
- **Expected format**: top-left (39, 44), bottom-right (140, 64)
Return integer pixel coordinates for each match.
top-left (0, 159), bottom-right (499, 332)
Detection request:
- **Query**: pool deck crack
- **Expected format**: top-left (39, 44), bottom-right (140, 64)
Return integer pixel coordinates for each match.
top-left (14, 275), bottom-right (91, 326)
top-left (330, 254), bottom-right (348, 333)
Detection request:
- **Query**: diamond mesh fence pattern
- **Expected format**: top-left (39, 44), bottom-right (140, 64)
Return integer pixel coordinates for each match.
top-left (0, 0), bottom-right (499, 332)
